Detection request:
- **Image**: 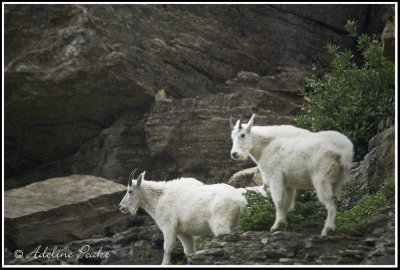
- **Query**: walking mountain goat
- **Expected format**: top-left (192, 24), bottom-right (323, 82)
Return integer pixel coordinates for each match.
top-left (119, 171), bottom-right (247, 265)
top-left (230, 114), bottom-right (353, 236)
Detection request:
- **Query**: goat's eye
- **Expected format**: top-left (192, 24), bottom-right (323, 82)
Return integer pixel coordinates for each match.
top-left (128, 190), bottom-right (133, 195)
top-left (241, 134), bottom-right (245, 138)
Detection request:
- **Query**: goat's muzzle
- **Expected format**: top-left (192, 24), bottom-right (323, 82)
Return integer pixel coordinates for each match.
top-left (231, 152), bottom-right (239, 159)
top-left (119, 205), bottom-right (128, 214)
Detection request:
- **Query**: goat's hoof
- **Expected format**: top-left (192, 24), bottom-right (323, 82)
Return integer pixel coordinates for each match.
top-left (270, 223), bottom-right (287, 233)
top-left (321, 226), bottom-right (335, 236)
top-left (270, 228), bottom-right (283, 234)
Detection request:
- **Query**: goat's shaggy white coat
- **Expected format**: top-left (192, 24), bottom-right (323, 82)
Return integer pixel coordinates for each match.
top-left (230, 114), bottom-right (353, 236)
top-left (119, 172), bottom-right (247, 265)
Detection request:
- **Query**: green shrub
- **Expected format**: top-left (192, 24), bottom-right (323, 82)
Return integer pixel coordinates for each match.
top-left (296, 20), bottom-right (395, 160)
top-left (239, 190), bottom-right (276, 231)
top-left (287, 190), bottom-right (325, 226)
top-left (336, 178), bottom-right (395, 229)
top-left (239, 178), bottom-right (395, 232)
top-left (239, 190), bottom-right (326, 231)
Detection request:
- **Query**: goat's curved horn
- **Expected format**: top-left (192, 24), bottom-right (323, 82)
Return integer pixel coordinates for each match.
top-left (128, 168), bottom-right (138, 184)
top-left (230, 116), bottom-right (234, 130)
top-left (238, 114), bottom-right (243, 130)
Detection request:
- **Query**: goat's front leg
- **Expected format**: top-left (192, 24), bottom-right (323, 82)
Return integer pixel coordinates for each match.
top-left (178, 233), bottom-right (195, 257)
top-left (161, 229), bottom-right (176, 265)
top-left (269, 180), bottom-right (288, 233)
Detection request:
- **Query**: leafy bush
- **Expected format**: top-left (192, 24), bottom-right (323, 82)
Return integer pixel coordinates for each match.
top-left (239, 190), bottom-right (276, 231)
top-left (296, 20), bottom-right (395, 160)
top-left (239, 190), bottom-right (326, 231)
top-left (287, 190), bottom-right (325, 226)
top-left (239, 178), bottom-right (395, 232)
top-left (336, 178), bottom-right (395, 229)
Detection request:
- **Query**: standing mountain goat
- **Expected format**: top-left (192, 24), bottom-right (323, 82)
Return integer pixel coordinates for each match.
top-left (119, 171), bottom-right (247, 265)
top-left (230, 114), bottom-right (353, 236)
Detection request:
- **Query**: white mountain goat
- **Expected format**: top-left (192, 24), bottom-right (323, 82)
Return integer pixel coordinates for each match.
top-left (230, 114), bottom-right (353, 236)
top-left (119, 171), bottom-right (247, 265)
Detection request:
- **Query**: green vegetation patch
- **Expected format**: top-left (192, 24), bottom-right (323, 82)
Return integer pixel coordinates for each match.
top-left (194, 236), bottom-right (213, 250)
top-left (295, 20), bottom-right (395, 160)
top-left (239, 190), bottom-right (326, 232)
top-left (336, 178), bottom-right (395, 229)
top-left (239, 178), bottom-right (395, 232)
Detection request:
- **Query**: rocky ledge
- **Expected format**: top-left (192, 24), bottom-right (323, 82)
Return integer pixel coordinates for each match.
top-left (4, 206), bottom-right (394, 266)
top-left (188, 207), bottom-right (395, 265)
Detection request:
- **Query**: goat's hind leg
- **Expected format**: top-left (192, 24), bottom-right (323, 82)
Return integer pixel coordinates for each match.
top-left (313, 178), bottom-right (338, 236)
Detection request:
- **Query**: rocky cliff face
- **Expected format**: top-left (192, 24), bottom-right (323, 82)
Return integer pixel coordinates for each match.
top-left (145, 87), bottom-right (303, 183)
top-left (4, 4), bottom-right (392, 189)
top-left (346, 116), bottom-right (395, 194)
top-left (4, 4), bottom-right (396, 266)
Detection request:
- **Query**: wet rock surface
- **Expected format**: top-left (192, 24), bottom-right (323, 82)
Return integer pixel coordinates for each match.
top-left (344, 116), bottom-right (395, 194)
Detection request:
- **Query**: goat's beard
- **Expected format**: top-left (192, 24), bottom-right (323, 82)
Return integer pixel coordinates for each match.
top-left (127, 207), bottom-right (138, 216)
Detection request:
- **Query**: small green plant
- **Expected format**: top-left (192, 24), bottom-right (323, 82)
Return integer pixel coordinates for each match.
top-left (296, 19), bottom-right (395, 160)
top-left (336, 178), bottom-right (395, 229)
top-left (341, 178), bottom-right (368, 200)
top-left (140, 245), bottom-right (152, 259)
top-left (194, 236), bottom-right (213, 250)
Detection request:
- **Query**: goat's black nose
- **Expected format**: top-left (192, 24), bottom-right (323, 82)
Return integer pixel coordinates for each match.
top-left (231, 152), bottom-right (238, 159)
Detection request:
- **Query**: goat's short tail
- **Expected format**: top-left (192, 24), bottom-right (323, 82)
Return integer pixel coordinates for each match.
top-left (340, 143), bottom-right (354, 173)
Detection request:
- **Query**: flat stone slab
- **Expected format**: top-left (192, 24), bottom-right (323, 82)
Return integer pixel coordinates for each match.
top-left (228, 167), bottom-right (263, 188)
top-left (4, 175), bottom-right (129, 250)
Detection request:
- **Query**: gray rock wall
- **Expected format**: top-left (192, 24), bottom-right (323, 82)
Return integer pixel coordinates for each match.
top-left (4, 4), bottom-right (392, 189)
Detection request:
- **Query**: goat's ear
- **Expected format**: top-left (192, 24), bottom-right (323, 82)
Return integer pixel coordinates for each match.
top-left (245, 113), bottom-right (256, 132)
top-left (137, 171), bottom-right (145, 187)
top-left (234, 119), bottom-right (241, 130)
